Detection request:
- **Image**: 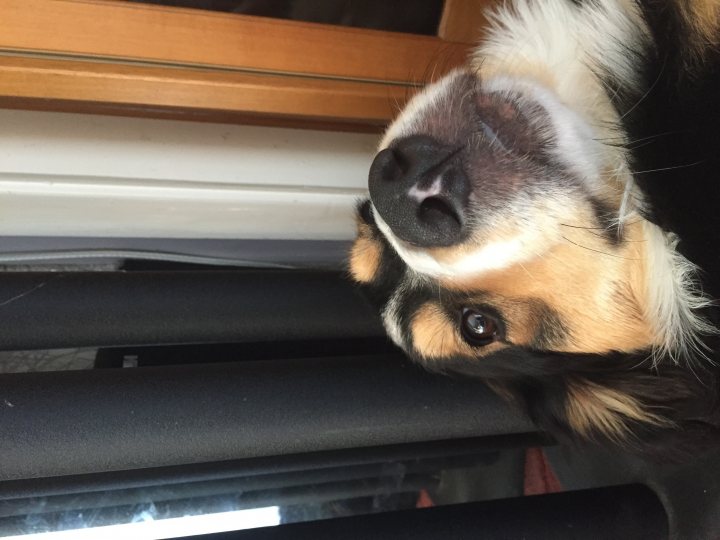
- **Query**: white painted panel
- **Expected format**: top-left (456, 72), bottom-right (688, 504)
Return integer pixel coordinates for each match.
top-left (0, 110), bottom-right (380, 239)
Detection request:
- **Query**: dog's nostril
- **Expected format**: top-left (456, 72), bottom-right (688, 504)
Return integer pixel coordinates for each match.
top-left (418, 196), bottom-right (461, 228)
top-left (372, 148), bottom-right (406, 183)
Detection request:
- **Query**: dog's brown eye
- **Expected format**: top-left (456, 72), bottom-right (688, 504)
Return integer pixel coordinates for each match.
top-left (461, 309), bottom-right (498, 346)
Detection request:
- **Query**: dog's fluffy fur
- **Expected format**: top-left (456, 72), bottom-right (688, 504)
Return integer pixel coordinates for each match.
top-left (350, 0), bottom-right (720, 454)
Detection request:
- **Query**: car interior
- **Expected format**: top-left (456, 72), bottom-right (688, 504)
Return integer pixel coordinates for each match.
top-left (1, 1), bottom-right (720, 539)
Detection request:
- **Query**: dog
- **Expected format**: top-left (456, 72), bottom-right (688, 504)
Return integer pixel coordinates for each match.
top-left (349, 0), bottom-right (720, 454)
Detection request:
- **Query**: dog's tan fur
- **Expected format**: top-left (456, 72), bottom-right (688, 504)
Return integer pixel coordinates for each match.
top-left (565, 379), bottom-right (671, 441)
top-left (410, 303), bottom-right (481, 359)
top-left (683, 0), bottom-right (720, 58)
top-left (349, 222), bottom-right (382, 284)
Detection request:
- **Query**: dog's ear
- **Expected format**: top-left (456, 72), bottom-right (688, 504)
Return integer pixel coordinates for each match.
top-left (493, 364), bottom-right (720, 458)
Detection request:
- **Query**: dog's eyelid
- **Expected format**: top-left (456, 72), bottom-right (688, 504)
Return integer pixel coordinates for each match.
top-left (456, 301), bottom-right (504, 323)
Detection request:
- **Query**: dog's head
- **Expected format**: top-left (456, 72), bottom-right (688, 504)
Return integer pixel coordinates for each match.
top-left (350, 67), bottom-right (660, 442)
top-left (349, 59), bottom-right (718, 449)
top-left (354, 69), bottom-right (653, 360)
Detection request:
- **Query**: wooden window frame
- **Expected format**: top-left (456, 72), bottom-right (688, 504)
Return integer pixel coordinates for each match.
top-left (0, 0), bottom-right (490, 131)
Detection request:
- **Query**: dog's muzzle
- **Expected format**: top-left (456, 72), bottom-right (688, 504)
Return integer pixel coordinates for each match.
top-left (368, 135), bottom-right (471, 247)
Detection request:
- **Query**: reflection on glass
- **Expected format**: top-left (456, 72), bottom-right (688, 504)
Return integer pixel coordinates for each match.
top-left (130, 0), bottom-right (445, 35)
top-left (1, 508), bottom-right (280, 539)
top-left (0, 448), bottom-right (525, 538)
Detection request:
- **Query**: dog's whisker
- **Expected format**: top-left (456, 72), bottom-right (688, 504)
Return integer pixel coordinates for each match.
top-left (632, 160), bottom-right (706, 175)
top-left (561, 235), bottom-right (639, 260)
top-left (619, 57), bottom-right (667, 122)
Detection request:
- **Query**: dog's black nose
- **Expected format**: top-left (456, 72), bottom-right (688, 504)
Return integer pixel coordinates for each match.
top-left (368, 135), bottom-right (470, 247)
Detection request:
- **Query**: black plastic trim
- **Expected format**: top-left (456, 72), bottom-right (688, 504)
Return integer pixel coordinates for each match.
top-left (0, 271), bottom-right (383, 350)
top-left (0, 355), bottom-right (535, 482)
top-left (201, 485), bottom-right (668, 540)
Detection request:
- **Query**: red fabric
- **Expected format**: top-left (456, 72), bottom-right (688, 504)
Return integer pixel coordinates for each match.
top-left (523, 447), bottom-right (563, 496)
top-left (416, 489), bottom-right (435, 508)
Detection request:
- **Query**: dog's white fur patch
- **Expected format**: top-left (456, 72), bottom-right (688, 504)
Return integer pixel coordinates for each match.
top-left (642, 220), bottom-right (716, 366)
top-left (373, 195), bottom-right (571, 279)
top-left (382, 285), bottom-right (406, 349)
top-left (375, 209), bottom-right (538, 278)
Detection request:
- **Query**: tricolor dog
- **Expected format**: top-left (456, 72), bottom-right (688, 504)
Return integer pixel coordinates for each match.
top-left (350, 0), bottom-right (720, 453)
